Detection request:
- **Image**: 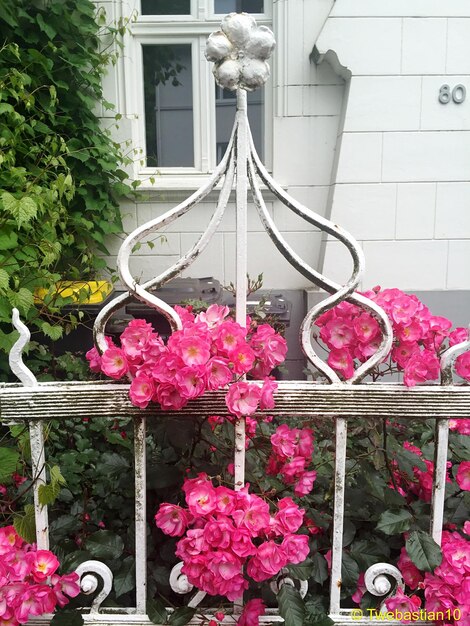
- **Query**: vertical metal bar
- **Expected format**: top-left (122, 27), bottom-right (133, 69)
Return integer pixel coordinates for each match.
top-left (430, 418), bottom-right (449, 545)
top-left (134, 416), bottom-right (147, 613)
top-left (234, 87), bottom-right (248, 496)
top-left (30, 420), bottom-right (49, 550)
top-left (233, 87), bottom-right (248, 615)
top-left (330, 417), bottom-right (348, 615)
top-left (235, 87), bottom-right (248, 328)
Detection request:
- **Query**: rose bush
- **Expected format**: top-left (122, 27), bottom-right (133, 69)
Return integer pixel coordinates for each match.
top-left (0, 526), bottom-right (80, 625)
top-left (1, 288), bottom-right (469, 626)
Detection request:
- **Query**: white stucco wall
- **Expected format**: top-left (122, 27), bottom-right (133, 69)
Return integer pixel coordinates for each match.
top-left (317, 0), bottom-right (470, 291)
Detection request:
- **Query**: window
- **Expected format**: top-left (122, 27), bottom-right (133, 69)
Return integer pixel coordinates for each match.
top-left (128, 0), bottom-right (272, 184)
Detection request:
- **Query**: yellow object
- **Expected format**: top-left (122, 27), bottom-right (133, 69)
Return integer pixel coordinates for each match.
top-left (35, 281), bottom-right (113, 305)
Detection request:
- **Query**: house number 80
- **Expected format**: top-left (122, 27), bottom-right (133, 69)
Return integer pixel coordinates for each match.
top-left (439, 84), bottom-right (466, 104)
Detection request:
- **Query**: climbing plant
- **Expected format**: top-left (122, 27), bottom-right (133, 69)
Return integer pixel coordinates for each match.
top-left (0, 0), bottom-right (134, 359)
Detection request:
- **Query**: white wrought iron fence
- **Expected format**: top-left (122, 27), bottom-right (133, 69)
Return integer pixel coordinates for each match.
top-left (1, 12), bottom-right (470, 626)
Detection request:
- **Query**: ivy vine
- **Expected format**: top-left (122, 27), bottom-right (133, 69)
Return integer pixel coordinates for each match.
top-left (0, 0), bottom-right (135, 360)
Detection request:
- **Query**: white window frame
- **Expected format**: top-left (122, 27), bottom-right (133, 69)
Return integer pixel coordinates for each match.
top-left (123, 0), bottom-right (273, 189)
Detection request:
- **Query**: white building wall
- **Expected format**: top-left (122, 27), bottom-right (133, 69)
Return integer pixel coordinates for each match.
top-left (317, 0), bottom-right (470, 292)
top-left (98, 0), bottom-right (470, 294)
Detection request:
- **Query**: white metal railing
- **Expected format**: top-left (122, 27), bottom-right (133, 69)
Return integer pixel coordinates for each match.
top-left (2, 11), bottom-right (470, 626)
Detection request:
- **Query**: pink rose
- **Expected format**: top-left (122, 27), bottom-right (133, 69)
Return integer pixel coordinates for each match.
top-left (155, 504), bottom-right (190, 537)
top-left (237, 598), bottom-right (266, 626)
top-left (100, 347), bottom-right (129, 379)
top-left (225, 382), bottom-right (262, 418)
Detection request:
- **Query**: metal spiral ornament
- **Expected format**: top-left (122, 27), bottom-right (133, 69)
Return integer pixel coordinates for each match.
top-left (364, 563), bottom-right (404, 602)
top-left (75, 560), bottom-right (114, 613)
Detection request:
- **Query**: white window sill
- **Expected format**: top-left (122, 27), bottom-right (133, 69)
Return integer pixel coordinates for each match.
top-left (134, 173), bottom-right (278, 202)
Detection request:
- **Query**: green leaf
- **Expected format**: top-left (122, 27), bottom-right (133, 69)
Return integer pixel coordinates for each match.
top-left (1, 193), bottom-right (37, 228)
top-left (114, 556), bottom-right (136, 597)
top-left (96, 451), bottom-right (129, 477)
top-left (38, 481), bottom-right (61, 506)
top-left (168, 607), bottom-right (196, 626)
top-left (37, 13), bottom-right (57, 39)
top-left (0, 269), bottom-right (9, 292)
top-left (41, 321), bottom-right (64, 341)
top-left (341, 552), bottom-right (360, 587)
top-left (0, 230), bottom-right (18, 250)
top-left (406, 530), bottom-right (442, 572)
top-left (14, 504), bottom-right (36, 544)
top-left (0, 447), bottom-right (19, 481)
top-left (9, 288), bottom-right (34, 314)
top-left (278, 585), bottom-right (306, 626)
top-left (147, 598), bottom-right (168, 625)
top-left (288, 557), bottom-right (315, 581)
top-left (376, 509), bottom-right (413, 535)
top-left (85, 530), bottom-right (124, 560)
top-left (311, 552), bottom-right (329, 585)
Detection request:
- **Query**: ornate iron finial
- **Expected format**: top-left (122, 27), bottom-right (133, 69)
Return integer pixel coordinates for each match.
top-left (205, 13), bottom-right (275, 91)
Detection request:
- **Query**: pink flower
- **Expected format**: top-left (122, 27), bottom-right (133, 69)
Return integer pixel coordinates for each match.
top-left (320, 319), bottom-right (354, 349)
top-left (215, 321), bottom-right (246, 355)
top-left (456, 351), bottom-right (470, 381)
top-left (208, 552), bottom-right (242, 580)
top-left (328, 348), bottom-right (354, 379)
top-left (174, 334), bottom-right (211, 366)
top-left (100, 347), bottom-right (129, 379)
top-left (449, 418), bottom-right (470, 435)
top-left (231, 529), bottom-right (257, 558)
top-left (176, 366), bottom-right (207, 399)
top-left (186, 482), bottom-right (217, 516)
top-left (294, 470), bottom-right (317, 497)
top-left (353, 313), bottom-right (380, 344)
top-left (392, 342), bottom-right (420, 369)
top-left (231, 343), bottom-right (256, 375)
top-left (120, 318), bottom-right (154, 359)
top-left (384, 589), bottom-right (421, 623)
top-left (297, 428), bottom-right (314, 459)
top-left (281, 534), bottom-right (310, 564)
top-left (274, 498), bottom-right (304, 534)
top-left (390, 295), bottom-right (419, 325)
top-left (204, 518), bottom-right (233, 549)
top-left (271, 424), bottom-right (298, 459)
top-left (206, 357), bottom-right (232, 390)
top-left (51, 572), bottom-right (80, 607)
top-left (232, 490), bottom-right (271, 534)
top-left (30, 550), bottom-right (59, 583)
top-left (449, 327), bottom-right (469, 346)
top-left (215, 486), bottom-right (237, 515)
top-left (250, 541), bottom-right (288, 578)
top-left (196, 304), bottom-right (230, 328)
top-left (155, 384), bottom-right (188, 410)
top-left (237, 599), bottom-right (266, 626)
top-left (456, 462), bottom-right (470, 491)
top-left (129, 374), bottom-right (155, 408)
top-left (155, 504), bottom-right (190, 537)
top-left (225, 382), bottom-right (262, 418)
top-left (397, 547), bottom-right (423, 590)
top-left (352, 573), bottom-right (366, 605)
top-left (259, 378), bottom-right (278, 410)
top-left (403, 350), bottom-right (440, 387)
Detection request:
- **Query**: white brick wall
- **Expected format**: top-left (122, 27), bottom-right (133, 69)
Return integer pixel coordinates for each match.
top-left (316, 1), bottom-right (470, 290)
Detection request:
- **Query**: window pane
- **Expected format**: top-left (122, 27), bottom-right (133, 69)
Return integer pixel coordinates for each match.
top-left (143, 44), bottom-right (194, 167)
top-left (216, 85), bottom-right (264, 163)
top-left (141, 0), bottom-right (190, 15)
top-left (214, 0), bottom-right (264, 13)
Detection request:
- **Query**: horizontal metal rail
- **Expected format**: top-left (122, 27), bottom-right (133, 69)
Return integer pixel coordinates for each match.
top-left (1, 380), bottom-right (470, 421)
